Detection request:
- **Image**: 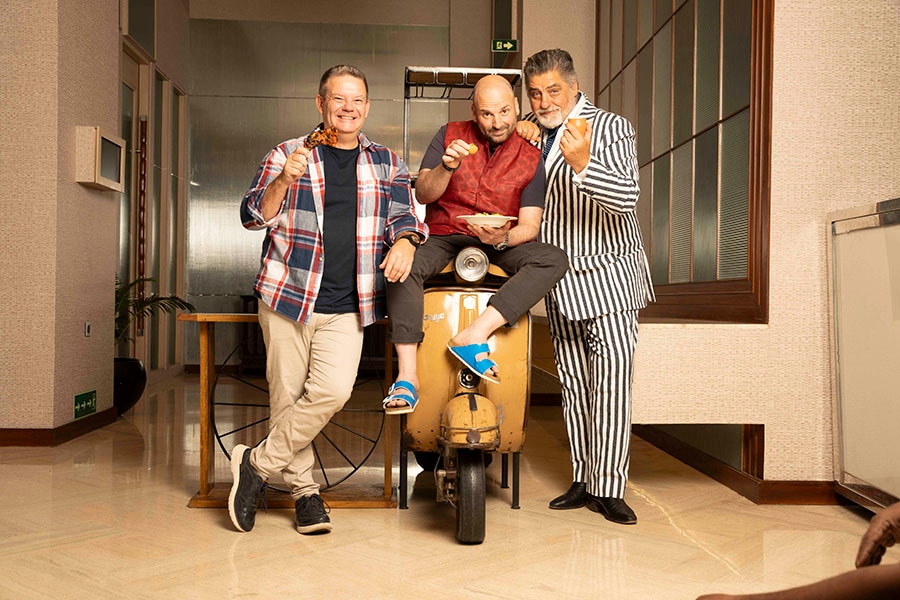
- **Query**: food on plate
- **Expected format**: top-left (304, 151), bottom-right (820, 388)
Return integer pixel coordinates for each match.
top-left (304, 126), bottom-right (339, 149)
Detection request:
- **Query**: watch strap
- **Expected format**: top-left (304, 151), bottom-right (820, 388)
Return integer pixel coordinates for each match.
top-left (399, 234), bottom-right (422, 247)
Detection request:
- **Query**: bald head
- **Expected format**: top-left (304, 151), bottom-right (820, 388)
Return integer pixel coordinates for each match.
top-left (473, 74), bottom-right (515, 105)
top-left (471, 75), bottom-right (520, 145)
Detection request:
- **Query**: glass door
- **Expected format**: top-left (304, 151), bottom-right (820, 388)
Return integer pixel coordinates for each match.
top-left (119, 49), bottom-right (187, 374)
top-left (118, 51), bottom-right (140, 358)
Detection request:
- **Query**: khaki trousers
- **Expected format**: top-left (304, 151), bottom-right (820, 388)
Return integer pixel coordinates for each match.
top-left (250, 303), bottom-right (364, 499)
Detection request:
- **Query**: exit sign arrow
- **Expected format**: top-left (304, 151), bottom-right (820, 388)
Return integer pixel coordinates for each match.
top-left (491, 39), bottom-right (518, 52)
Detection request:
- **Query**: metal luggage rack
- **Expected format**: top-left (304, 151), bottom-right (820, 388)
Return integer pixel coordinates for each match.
top-left (404, 66), bottom-right (521, 101)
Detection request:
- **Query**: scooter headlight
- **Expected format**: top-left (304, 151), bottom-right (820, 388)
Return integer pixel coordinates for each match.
top-left (454, 246), bottom-right (489, 282)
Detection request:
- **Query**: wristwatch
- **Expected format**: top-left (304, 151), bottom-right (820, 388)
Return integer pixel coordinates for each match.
top-left (399, 233), bottom-right (423, 248)
top-left (493, 232), bottom-right (509, 251)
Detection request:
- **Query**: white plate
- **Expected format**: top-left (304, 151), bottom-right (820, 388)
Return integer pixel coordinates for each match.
top-left (458, 214), bottom-right (517, 227)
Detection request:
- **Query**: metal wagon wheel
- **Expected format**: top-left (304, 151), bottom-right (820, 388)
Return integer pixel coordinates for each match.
top-left (209, 337), bottom-right (385, 492)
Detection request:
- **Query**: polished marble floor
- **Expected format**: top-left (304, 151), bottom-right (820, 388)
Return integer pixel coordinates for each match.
top-left (0, 373), bottom-right (892, 600)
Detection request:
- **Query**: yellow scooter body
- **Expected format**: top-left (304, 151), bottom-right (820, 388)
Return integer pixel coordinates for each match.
top-left (402, 286), bottom-right (531, 454)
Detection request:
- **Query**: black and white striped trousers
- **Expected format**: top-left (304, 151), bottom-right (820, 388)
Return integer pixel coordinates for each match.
top-left (545, 295), bottom-right (639, 499)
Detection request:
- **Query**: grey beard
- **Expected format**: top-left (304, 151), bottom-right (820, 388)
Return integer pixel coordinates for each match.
top-left (536, 109), bottom-right (564, 129)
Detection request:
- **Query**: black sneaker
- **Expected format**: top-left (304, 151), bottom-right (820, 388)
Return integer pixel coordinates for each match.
top-left (295, 494), bottom-right (332, 535)
top-left (228, 444), bottom-right (266, 532)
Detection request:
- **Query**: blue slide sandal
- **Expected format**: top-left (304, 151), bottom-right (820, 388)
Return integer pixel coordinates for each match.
top-left (447, 343), bottom-right (500, 384)
top-left (383, 380), bottom-right (419, 415)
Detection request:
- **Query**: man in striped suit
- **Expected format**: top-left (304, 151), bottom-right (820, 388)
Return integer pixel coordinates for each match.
top-left (520, 49), bottom-right (655, 524)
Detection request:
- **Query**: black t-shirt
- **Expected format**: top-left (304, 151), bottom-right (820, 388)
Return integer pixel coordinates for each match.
top-left (315, 145), bottom-right (360, 314)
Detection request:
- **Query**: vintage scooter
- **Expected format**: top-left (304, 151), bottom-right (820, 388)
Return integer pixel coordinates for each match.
top-left (398, 246), bottom-right (531, 544)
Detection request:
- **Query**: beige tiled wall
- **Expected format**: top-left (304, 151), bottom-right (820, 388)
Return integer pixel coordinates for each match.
top-left (1, 1), bottom-right (61, 427)
top-left (2, 0), bottom-right (122, 429)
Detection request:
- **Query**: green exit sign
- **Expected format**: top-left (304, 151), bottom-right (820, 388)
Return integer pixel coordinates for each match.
top-left (75, 390), bottom-right (97, 419)
top-left (492, 39), bottom-right (518, 52)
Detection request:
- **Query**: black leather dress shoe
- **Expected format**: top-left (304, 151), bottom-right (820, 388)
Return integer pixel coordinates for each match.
top-left (587, 496), bottom-right (637, 524)
top-left (549, 482), bottom-right (588, 510)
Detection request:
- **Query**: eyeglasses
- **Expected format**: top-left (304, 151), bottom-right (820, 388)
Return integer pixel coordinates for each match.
top-left (326, 95), bottom-right (368, 108)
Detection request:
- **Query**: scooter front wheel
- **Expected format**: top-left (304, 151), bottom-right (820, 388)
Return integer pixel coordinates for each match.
top-left (455, 449), bottom-right (486, 544)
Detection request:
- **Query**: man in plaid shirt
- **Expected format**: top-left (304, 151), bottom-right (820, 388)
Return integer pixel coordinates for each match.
top-left (231, 64), bottom-right (427, 536)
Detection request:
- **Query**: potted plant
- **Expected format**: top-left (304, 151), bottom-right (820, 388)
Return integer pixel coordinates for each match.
top-left (114, 276), bottom-right (195, 415)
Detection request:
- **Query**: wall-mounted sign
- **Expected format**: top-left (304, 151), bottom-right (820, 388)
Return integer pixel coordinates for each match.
top-left (491, 39), bottom-right (518, 52)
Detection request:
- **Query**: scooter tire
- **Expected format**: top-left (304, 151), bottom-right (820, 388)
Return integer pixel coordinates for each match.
top-left (455, 449), bottom-right (486, 544)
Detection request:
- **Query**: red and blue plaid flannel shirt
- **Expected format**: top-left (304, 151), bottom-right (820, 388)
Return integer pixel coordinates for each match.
top-left (240, 130), bottom-right (427, 327)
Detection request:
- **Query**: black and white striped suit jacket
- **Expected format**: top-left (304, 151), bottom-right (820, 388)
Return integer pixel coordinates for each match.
top-left (527, 93), bottom-right (655, 321)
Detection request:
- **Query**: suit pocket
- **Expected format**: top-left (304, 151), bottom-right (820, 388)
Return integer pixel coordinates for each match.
top-left (570, 253), bottom-right (618, 272)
